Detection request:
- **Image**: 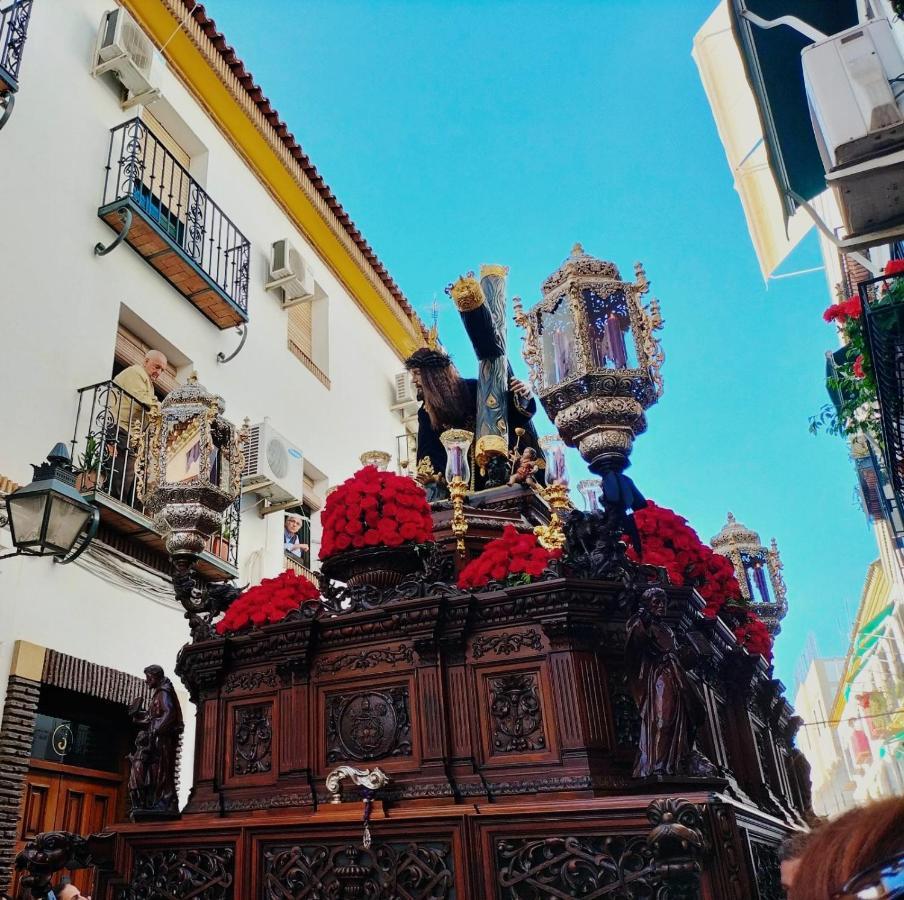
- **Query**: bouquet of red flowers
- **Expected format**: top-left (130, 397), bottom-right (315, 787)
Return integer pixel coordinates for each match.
top-left (319, 466), bottom-right (434, 560)
top-left (458, 524), bottom-right (561, 590)
top-left (628, 501), bottom-right (743, 618)
top-left (733, 610), bottom-right (773, 662)
top-left (215, 569), bottom-right (320, 634)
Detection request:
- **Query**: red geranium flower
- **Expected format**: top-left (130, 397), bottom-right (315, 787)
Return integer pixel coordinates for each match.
top-left (319, 466), bottom-right (434, 561)
top-left (884, 258), bottom-right (904, 277)
top-left (853, 355), bottom-right (865, 379)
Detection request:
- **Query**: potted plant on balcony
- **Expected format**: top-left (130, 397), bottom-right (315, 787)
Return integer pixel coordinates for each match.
top-left (319, 465), bottom-right (435, 589)
top-left (75, 434), bottom-right (105, 493)
top-left (211, 522), bottom-right (232, 561)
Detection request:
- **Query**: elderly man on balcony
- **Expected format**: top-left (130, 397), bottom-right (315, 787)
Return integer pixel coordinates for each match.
top-left (109, 350), bottom-right (168, 503)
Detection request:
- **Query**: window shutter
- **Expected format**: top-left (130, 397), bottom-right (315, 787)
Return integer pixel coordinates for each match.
top-left (288, 302), bottom-right (313, 361)
top-left (138, 109), bottom-right (192, 228)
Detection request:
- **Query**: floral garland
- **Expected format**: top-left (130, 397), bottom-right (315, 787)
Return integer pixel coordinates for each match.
top-left (319, 466), bottom-right (434, 560)
top-left (458, 524), bottom-right (561, 590)
top-left (626, 501), bottom-right (774, 660)
top-left (812, 258), bottom-right (904, 442)
top-left (215, 570), bottom-right (320, 634)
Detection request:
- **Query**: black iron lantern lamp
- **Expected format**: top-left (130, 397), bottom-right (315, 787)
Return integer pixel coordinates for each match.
top-left (2, 443), bottom-right (99, 564)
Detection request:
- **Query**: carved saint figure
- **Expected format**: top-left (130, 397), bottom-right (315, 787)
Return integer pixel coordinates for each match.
top-left (625, 587), bottom-right (715, 779)
top-left (508, 446), bottom-right (540, 487)
top-left (128, 665), bottom-right (183, 816)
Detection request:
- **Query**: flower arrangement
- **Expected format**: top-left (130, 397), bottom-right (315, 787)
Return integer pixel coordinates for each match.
top-left (627, 501), bottom-right (743, 618)
top-left (733, 611), bottom-right (773, 662)
top-left (811, 259), bottom-right (904, 442)
top-left (319, 466), bottom-right (434, 560)
top-left (457, 524), bottom-right (561, 590)
top-left (215, 569), bottom-right (320, 634)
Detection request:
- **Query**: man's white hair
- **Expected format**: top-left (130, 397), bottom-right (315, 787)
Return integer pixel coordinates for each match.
top-left (145, 349), bottom-right (167, 364)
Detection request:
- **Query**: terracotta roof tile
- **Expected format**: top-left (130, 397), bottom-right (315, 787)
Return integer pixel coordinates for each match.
top-left (180, 1), bottom-right (425, 335)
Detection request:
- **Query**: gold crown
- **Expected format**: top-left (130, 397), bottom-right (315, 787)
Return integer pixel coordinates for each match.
top-left (446, 272), bottom-right (485, 312)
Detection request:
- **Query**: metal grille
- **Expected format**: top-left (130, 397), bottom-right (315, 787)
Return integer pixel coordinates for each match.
top-left (0, 0), bottom-right (32, 89)
top-left (101, 118), bottom-right (250, 315)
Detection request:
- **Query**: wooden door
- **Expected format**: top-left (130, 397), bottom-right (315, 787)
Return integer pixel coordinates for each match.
top-left (10, 761), bottom-right (123, 897)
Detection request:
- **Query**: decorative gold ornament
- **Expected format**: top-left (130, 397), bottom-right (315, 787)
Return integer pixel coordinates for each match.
top-left (480, 263), bottom-right (510, 279)
top-left (440, 428), bottom-right (473, 552)
top-left (514, 245), bottom-right (665, 477)
top-left (449, 477), bottom-right (469, 553)
top-left (711, 513), bottom-right (789, 635)
top-left (447, 272), bottom-right (485, 312)
top-left (359, 450), bottom-right (391, 471)
top-left (138, 375), bottom-right (247, 562)
top-left (475, 434), bottom-right (508, 470)
top-left (532, 481), bottom-right (571, 551)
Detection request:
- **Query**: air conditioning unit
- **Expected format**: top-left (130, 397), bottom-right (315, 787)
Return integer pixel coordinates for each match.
top-left (267, 239), bottom-right (315, 307)
top-left (241, 420), bottom-right (304, 504)
top-left (394, 371), bottom-right (417, 406)
top-left (93, 9), bottom-right (157, 100)
top-left (803, 18), bottom-right (904, 238)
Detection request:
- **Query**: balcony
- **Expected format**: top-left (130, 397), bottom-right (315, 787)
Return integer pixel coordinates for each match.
top-left (860, 272), bottom-right (904, 526)
top-left (70, 380), bottom-right (240, 581)
top-left (99, 118), bottom-right (250, 328)
top-left (0, 0), bottom-right (32, 94)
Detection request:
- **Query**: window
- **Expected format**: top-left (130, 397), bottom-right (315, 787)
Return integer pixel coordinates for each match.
top-left (114, 322), bottom-right (180, 399)
top-left (287, 299), bottom-right (330, 386)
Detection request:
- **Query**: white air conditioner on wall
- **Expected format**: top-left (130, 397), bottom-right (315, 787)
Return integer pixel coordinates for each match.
top-left (267, 239), bottom-right (316, 307)
top-left (93, 9), bottom-right (158, 101)
top-left (394, 371), bottom-right (416, 406)
top-left (802, 18), bottom-right (904, 238)
top-left (241, 420), bottom-right (304, 505)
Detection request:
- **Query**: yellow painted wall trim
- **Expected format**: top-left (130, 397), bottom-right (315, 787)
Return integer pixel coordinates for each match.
top-left (11, 640), bottom-right (46, 682)
top-left (121, 0), bottom-right (421, 360)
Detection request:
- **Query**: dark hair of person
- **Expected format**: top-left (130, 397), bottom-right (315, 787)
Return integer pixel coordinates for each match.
top-left (415, 364), bottom-right (474, 433)
top-left (788, 798), bottom-right (904, 900)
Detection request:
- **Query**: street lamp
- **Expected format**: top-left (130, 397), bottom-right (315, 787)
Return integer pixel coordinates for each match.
top-left (2, 443), bottom-right (99, 564)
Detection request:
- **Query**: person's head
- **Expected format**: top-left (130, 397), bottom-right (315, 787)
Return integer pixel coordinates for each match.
top-left (779, 829), bottom-right (814, 894)
top-left (789, 798), bottom-right (904, 900)
top-left (285, 514), bottom-right (302, 534)
top-left (522, 448), bottom-right (536, 461)
top-left (642, 586), bottom-right (667, 618)
top-left (142, 350), bottom-right (167, 382)
top-left (57, 882), bottom-right (89, 900)
top-left (144, 664), bottom-right (164, 688)
top-left (404, 348), bottom-right (471, 431)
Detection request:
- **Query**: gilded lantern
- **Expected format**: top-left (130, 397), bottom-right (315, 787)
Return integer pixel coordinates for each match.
top-left (711, 513), bottom-right (788, 635)
top-left (138, 375), bottom-right (247, 562)
top-left (514, 244), bottom-right (664, 477)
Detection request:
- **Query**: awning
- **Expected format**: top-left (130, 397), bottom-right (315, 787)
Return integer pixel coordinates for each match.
top-left (728, 0), bottom-right (860, 217)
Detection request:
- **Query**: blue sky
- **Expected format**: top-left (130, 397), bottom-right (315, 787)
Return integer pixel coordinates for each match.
top-left (208, 0), bottom-right (876, 689)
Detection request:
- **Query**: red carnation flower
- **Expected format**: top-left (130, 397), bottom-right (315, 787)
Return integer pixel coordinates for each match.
top-left (884, 258), bottom-right (904, 277)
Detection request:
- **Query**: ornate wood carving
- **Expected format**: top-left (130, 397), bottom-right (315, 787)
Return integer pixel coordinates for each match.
top-left (472, 630), bottom-right (542, 658)
top-left (749, 840), bottom-right (783, 900)
top-left (233, 704), bottom-right (273, 776)
top-left (495, 832), bottom-right (654, 897)
top-left (262, 841), bottom-right (453, 899)
top-left (326, 687), bottom-right (411, 763)
top-left (315, 644), bottom-right (414, 676)
top-left (123, 846), bottom-right (234, 899)
top-left (223, 669), bottom-right (279, 694)
top-left (488, 673), bottom-right (545, 753)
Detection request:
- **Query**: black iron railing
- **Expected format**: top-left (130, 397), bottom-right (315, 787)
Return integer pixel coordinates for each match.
top-left (860, 271), bottom-right (904, 525)
top-left (70, 379), bottom-right (240, 568)
top-left (101, 118), bottom-right (250, 316)
top-left (0, 0), bottom-right (31, 90)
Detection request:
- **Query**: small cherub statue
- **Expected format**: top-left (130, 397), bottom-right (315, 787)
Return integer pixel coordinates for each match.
top-left (126, 698), bottom-right (151, 811)
top-left (508, 446), bottom-right (540, 487)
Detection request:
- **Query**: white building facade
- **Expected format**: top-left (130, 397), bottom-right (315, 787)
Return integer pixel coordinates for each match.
top-left (0, 0), bottom-right (423, 889)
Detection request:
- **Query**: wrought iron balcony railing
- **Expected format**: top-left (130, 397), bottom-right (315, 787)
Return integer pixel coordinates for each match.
top-left (0, 0), bottom-right (31, 94)
top-left (99, 118), bottom-right (250, 328)
top-left (70, 379), bottom-right (240, 578)
top-left (860, 271), bottom-right (904, 533)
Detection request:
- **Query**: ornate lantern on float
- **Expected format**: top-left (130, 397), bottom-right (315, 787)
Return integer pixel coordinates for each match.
top-left (138, 375), bottom-right (248, 564)
top-left (514, 244), bottom-right (664, 490)
top-left (359, 450), bottom-right (391, 471)
top-left (710, 513), bottom-right (788, 635)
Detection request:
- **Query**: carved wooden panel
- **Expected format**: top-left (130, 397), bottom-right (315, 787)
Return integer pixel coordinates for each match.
top-left (233, 704), bottom-right (273, 777)
top-left (749, 840), bottom-right (783, 900)
top-left (325, 686), bottom-right (411, 764)
top-left (122, 846), bottom-right (234, 899)
top-left (494, 832), bottom-right (655, 897)
top-left (608, 670), bottom-right (641, 747)
top-left (488, 673), bottom-right (545, 754)
top-left (261, 840), bottom-right (453, 899)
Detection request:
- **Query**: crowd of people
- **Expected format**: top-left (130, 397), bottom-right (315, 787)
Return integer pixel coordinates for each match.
top-left (780, 797), bottom-right (903, 898)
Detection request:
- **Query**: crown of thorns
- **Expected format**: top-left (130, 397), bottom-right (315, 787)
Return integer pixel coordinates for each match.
top-left (404, 348), bottom-right (451, 370)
